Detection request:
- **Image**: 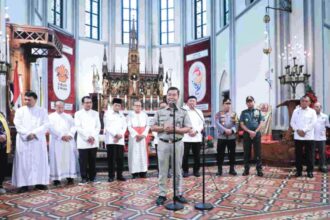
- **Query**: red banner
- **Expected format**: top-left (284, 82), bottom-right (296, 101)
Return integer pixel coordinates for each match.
top-left (184, 38), bottom-right (211, 113)
top-left (48, 31), bottom-right (75, 114)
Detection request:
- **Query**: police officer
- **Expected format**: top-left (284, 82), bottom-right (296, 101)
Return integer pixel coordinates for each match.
top-left (240, 96), bottom-right (264, 177)
top-left (151, 87), bottom-right (192, 206)
top-left (215, 98), bottom-right (238, 176)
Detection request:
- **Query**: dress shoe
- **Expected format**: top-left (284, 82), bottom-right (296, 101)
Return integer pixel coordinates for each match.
top-left (242, 170), bottom-right (249, 176)
top-left (295, 172), bottom-right (302, 177)
top-left (140, 172), bottom-right (147, 178)
top-left (307, 172), bottom-right (314, 178)
top-left (67, 178), bottom-right (74, 185)
top-left (174, 195), bottom-right (188, 203)
top-left (183, 172), bottom-right (189, 178)
top-left (35, 185), bottom-right (48, 190)
top-left (216, 169), bottom-right (222, 176)
top-left (90, 179), bottom-right (101, 184)
top-left (194, 172), bottom-right (201, 177)
top-left (132, 173), bottom-right (138, 179)
top-left (257, 171), bottom-right (264, 177)
top-left (18, 186), bottom-right (29, 193)
top-left (319, 168), bottom-right (328, 173)
top-left (156, 196), bottom-right (167, 206)
top-left (108, 178), bottom-right (114, 182)
top-left (53, 180), bottom-right (61, 186)
top-left (117, 176), bottom-right (126, 181)
top-left (229, 169), bottom-right (237, 176)
top-left (79, 179), bottom-right (88, 185)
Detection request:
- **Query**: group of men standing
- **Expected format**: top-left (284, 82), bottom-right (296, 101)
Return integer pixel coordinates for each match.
top-left (0, 89), bottom-right (328, 209)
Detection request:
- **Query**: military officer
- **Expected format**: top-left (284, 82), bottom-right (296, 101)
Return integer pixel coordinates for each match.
top-left (215, 98), bottom-right (238, 176)
top-left (151, 87), bottom-right (192, 206)
top-left (240, 96), bottom-right (265, 177)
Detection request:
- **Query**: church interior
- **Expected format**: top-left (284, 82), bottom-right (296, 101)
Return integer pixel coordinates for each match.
top-left (0, 0), bottom-right (329, 219)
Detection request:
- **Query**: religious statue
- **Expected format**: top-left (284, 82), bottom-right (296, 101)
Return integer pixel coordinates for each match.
top-left (92, 65), bottom-right (100, 93)
top-left (130, 74), bottom-right (139, 96)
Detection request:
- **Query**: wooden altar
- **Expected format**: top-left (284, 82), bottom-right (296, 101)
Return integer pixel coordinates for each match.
top-left (97, 21), bottom-right (164, 112)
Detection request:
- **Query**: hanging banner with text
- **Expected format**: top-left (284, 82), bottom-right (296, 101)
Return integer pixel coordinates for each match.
top-left (184, 38), bottom-right (211, 113)
top-left (48, 31), bottom-right (75, 114)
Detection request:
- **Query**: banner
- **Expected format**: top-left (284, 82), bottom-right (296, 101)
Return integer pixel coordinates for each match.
top-left (48, 31), bottom-right (75, 114)
top-left (184, 38), bottom-right (211, 113)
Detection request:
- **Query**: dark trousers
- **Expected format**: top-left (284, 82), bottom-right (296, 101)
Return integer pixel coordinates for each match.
top-left (314, 141), bottom-right (327, 169)
top-left (107, 145), bottom-right (124, 178)
top-left (78, 148), bottom-right (97, 181)
top-left (0, 147), bottom-right (7, 186)
top-left (217, 139), bottom-right (236, 170)
top-left (182, 142), bottom-right (201, 173)
top-left (243, 133), bottom-right (262, 171)
top-left (295, 140), bottom-right (314, 173)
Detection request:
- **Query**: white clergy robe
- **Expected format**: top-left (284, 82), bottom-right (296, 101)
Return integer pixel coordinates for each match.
top-left (12, 106), bottom-right (50, 187)
top-left (48, 112), bottom-right (79, 181)
top-left (127, 111), bottom-right (150, 174)
top-left (74, 109), bottom-right (101, 149)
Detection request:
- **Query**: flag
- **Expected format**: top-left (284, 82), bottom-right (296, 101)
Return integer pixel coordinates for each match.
top-left (12, 62), bottom-right (21, 109)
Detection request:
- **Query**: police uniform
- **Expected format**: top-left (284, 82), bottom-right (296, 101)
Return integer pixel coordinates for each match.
top-left (215, 110), bottom-right (238, 175)
top-left (240, 106), bottom-right (264, 173)
top-left (151, 106), bottom-right (192, 197)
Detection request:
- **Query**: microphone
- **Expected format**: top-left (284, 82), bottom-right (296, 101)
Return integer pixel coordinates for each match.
top-left (169, 102), bottom-right (178, 110)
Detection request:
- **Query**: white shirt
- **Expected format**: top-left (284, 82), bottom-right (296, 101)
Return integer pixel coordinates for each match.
top-left (290, 107), bottom-right (317, 140)
top-left (74, 109), bottom-right (101, 149)
top-left (182, 106), bottom-right (204, 142)
top-left (314, 112), bottom-right (330, 141)
top-left (104, 110), bottom-right (127, 145)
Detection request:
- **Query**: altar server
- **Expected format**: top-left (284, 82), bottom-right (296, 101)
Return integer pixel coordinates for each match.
top-left (12, 91), bottom-right (50, 193)
top-left (49, 101), bottom-right (79, 186)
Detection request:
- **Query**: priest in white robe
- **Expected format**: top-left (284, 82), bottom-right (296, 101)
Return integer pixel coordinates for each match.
top-left (12, 91), bottom-right (50, 193)
top-left (49, 101), bottom-right (79, 186)
top-left (127, 100), bottom-right (150, 178)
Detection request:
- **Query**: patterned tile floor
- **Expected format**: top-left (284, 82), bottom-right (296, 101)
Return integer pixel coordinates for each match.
top-left (0, 166), bottom-right (329, 220)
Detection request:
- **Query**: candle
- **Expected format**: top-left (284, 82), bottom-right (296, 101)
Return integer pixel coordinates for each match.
top-left (150, 96), bottom-right (153, 111)
top-left (124, 95), bottom-right (127, 103)
top-left (143, 94), bottom-right (145, 104)
top-left (157, 95), bottom-right (159, 105)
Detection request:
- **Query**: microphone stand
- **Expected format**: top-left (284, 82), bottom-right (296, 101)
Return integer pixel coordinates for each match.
top-left (194, 116), bottom-right (213, 211)
top-left (165, 104), bottom-right (184, 211)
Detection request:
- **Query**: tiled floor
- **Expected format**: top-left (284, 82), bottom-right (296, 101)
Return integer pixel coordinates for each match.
top-left (0, 166), bottom-right (329, 219)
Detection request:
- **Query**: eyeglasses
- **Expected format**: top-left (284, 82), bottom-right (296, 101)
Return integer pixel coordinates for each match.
top-left (134, 105), bottom-right (142, 107)
top-left (84, 101), bottom-right (92, 104)
top-left (224, 102), bottom-right (231, 105)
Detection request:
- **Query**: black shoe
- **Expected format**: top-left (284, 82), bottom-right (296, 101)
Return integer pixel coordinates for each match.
top-left (183, 172), bottom-right (189, 178)
top-left (132, 173), bottom-right (138, 179)
top-left (35, 185), bottom-right (48, 190)
top-left (53, 180), bottom-right (61, 186)
top-left (117, 176), bottom-right (126, 181)
top-left (194, 172), bottom-right (201, 177)
top-left (174, 195), bottom-right (188, 203)
top-left (18, 186), bottom-right (28, 193)
top-left (140, 172), bottom-right (147, 178)
top-left (257, 171), bottom-right (264, 177)
top-left (108, 178), bottom-right (114, 182)
top-left (156, 196), bottom-right (167, 206)
top-left (79, 179), bottom-right (88, 185)
top-left (67, 178), bottom-right (74, 185)
top-left (229, 169), bottom-right (237, 176)
top-left (319, 168), bottom-right (328, 173)
top-left (307, 172), bottom-right (313, 178)
top-left (295, 172), bottom-right (302, 177)
top-left (242, 170), bottom-right (249, 176)
top-left (216, 170), bottom-right (222, 176)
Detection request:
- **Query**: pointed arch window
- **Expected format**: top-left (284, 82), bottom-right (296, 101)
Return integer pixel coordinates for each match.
top-left (122, 0), bottom-right (138, 44)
